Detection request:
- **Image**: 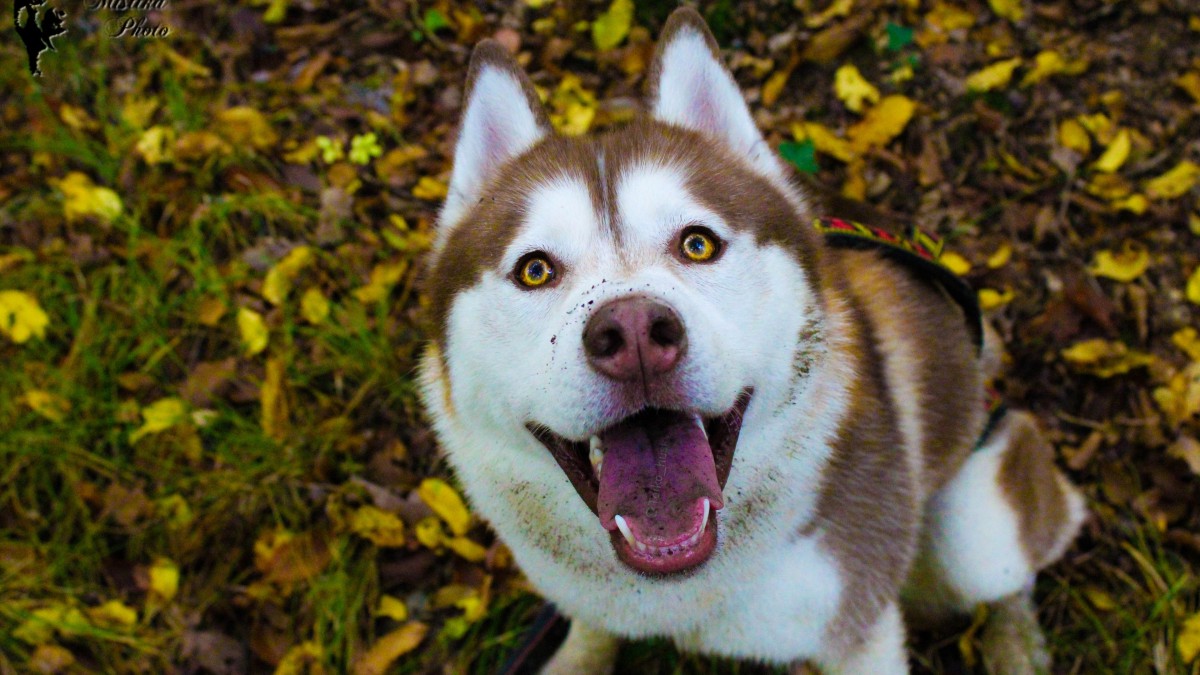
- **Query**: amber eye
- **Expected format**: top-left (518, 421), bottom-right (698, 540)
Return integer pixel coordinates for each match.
top-left (516, 253), bottom-right (555, 288)
top-left (680, 228), bottom-right (719, 262)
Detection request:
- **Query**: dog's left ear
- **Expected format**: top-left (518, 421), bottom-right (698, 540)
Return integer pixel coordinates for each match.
top-left (647, 8), bottom-right (786, 182)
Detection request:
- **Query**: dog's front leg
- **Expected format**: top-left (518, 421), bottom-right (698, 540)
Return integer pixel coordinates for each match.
top-left (807, 603), bottom-right (909, 675)
top-left (540, 620), bottom-right (620, 675)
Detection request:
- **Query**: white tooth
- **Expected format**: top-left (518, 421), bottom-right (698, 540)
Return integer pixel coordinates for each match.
top-left (693, 414), bottom-right (707, 440)
top-left (615, 515), bottom-right (635, 547)
top-left (700, 497), bottom-right (711, 534)
top-left (589, 435), bottom-right (604, 476)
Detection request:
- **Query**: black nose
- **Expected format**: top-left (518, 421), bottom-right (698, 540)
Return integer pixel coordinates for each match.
top-left (583, 297), bottom-right (687, 382)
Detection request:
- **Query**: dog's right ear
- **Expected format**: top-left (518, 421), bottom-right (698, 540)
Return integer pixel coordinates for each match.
top-left (441, 41), bottom-right (549, 230)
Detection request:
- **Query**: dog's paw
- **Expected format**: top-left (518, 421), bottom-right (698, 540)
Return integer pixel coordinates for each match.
top-left (979, 591), bottom-right (1051, 675)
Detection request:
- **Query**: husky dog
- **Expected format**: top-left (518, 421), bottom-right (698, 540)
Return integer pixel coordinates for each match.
top-left (419, 8), bottom-right (1085, 674)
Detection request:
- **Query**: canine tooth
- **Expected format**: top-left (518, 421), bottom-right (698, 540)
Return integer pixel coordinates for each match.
top-left (615, 515), bottom-right (635, 548)
top-left (700, 497), bottom-right (711, 534)
top-left (693, 414), bottom-right (707, 440)
top-left (589, 435), bottom-right (604, 476)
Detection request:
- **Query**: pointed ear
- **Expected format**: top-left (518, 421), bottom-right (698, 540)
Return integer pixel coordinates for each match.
top-left (647, 8), bottom-right (786, 182)
top-left (441, 41), bottom-right (549, 229)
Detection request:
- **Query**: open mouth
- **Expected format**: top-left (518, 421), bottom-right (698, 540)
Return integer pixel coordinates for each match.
top-left (529, 390), bottom-right (752, 575)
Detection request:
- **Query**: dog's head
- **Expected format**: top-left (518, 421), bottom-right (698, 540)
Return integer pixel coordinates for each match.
top-left (421, 8), bottom-right (838, 580)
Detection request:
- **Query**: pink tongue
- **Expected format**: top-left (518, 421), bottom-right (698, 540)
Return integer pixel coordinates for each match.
top-left (597, 410), bottom-right (723, 545)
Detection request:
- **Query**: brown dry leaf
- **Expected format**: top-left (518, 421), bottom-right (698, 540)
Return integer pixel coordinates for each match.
top-left (261, 357), bottom-right (289, 441)
top-left (353, 622), bottom-right (428, 675)
top-left (254, 529), bottom-right (332, 585)
top-left (1061, 339), bottom-right (1154, 377)
top-left (1167, 436), bottom-right (1200, 476)
top-left (29, 644), bottom-right (75, 674)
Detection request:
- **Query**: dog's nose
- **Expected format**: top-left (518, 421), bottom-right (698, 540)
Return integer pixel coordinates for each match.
top-left (583, 297), bottom-right (687, 381)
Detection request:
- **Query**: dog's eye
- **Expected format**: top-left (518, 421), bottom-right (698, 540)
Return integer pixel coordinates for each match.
top-left (516, 253), bottom-right (556, 288)
top-left (680, 228), bottom-right (720, 263)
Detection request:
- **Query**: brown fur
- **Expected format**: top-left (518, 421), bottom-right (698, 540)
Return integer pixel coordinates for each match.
top-left (997, 411), bottom-right (1075, 570)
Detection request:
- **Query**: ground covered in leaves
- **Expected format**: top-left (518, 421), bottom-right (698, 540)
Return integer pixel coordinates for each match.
top-left (2, 0), bottom-right (1200, 673)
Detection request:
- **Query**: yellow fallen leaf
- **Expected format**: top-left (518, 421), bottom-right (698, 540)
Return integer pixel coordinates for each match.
top-left (415, 516), bottom-right (446, 550)
top-left (761, 68), bottom-right (791, 108)
top-left (1112, 194), bottom-right (1148, 214)
top-left (1083, 587), bottom-right (1117, 611)
top-left (136, 126), bottom-right (174, 165)
top-left (1077, 112), bottom-right (1115, 144)
top-left (792, 122), bottom-right (855, 162)
top-left (121, 96), bottom-right (159, 129)
top-left (986, 243), bottom-right (1012, 269)
top-left (261, 357), bottom-right (289, 441)
top-left (196, 295), bottom-right (226, 327)
top-left (216, 106), bottom-right (278, 150)
top-left (1143, 160), bottom-right (1200, 200)
top-left (412, 176), bottom-right (449, 200)
top-left (834, 64), bottom-right (879, 113)
top-left (456, 590), bottom-right (487, 622)
top-left (1093, 128), bottom-right (1131, 173)
top-left (1061, 339), bottom-right (1154, 377)
top-left (1192, 212), bottom-right (1200, 236)
top-left (353, 261), bottom-right (407, 303)
top-left (1180, 611), bottom-right (1200, 664)
top-left (22, 390), bottom-right (70, 422)
top-left (157, 493), bottom-right (195, 529)
top-left (1172, 327), bottom-right (1200, 361)
top-left (300, 288), bottom-right (329, 325)
top-left (349, 506), bottom-right (407, 547)
top-left (53, 172), bottom-right (123, 224)
top-left (377, 595), bottom-right (408, 622)
top-left (988, 0), bottom-right (1024, 21)
top-left (805, 0), bottom-right (853, 28)
top-left (1089, 243), bottom-right (1149, 282)
top-left (1154, 363), bottom-right (1200, 427)
top-left (262, 246), bottom-right (314, 306)
top-left (978, 287), bottom-right (1013, 310)
top-left (87, 600), bottom-right (138, 628)
top-left (1176, 71), bottom-right (1200, 104)
top-left (131, 398), bottom-right (188, 443)
top-left (1020, 50), bottom-right (1087, 86)
top-left (174, 131), bottom-right (232, 162)
top-left (275, 641), bottom-right (323, 675)
top-left (418, 478), bottom-right (471, 536)
top-left (940, 251), bottom-right (972, 276)
top-left (12, 604), bottom-right (89, 644)
top-left (927, 2), bottom-right (976, 32)
top-left (1058, 119), bottom-right (1091, 154)
top-left (0, 290), bottom-right (49, 344)
top-left (548, 74), bottom-right (597, 137)
top-left (237, 307), bottom-right (269, 356)
top-left (965, 58), bottom-right (1022, 92)
top-left (1188, 266), bottom-right (1200, 305)
top-left (30, 644), bottom-right (75, 672)
top-left (148, 557), bottom-right (179, 603)
top-left (591, 0), bottom-right (633, 51)
top-left (445, 536), bottom-right (488, 562)
top-left (353, 622), bottom-right (428, 675)
top-left (847, 95), bottom-right (916, 152)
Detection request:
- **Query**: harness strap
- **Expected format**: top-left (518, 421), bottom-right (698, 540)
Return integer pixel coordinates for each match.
top-left (813, 217), bottom-right (984, 351)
